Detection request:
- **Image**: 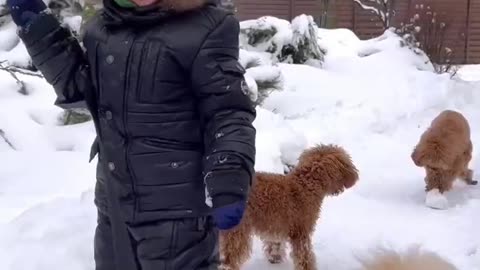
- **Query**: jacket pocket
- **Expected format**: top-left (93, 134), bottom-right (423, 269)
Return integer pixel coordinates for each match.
top-left (218, 60), bottom-right (246, 76)
top-left (217, 60), bottom-right (250, 96)
top-left (136, 40), bottom-right (184, 104)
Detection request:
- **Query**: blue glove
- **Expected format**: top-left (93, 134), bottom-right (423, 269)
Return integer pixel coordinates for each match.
top-left (212, 200), bottom-right (246, 230)
top-left (7, 0), bottom-right (47, 27)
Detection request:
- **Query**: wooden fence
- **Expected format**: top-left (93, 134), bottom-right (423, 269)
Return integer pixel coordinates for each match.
top-left (235, 0), bottom-right (480, 64)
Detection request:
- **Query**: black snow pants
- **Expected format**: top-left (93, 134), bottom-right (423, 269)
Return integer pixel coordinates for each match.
top-left (94, 211), bottom-right (219, 270)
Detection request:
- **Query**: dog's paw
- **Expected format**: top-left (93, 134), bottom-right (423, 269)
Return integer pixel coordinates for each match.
top-left (263, 241), bottom-right (286, 264)
top-left (425, 189), bottom-right (449, 210)
top-left (267, 254), bottom-right (284, 264)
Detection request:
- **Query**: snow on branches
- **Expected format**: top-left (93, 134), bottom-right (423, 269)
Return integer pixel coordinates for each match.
top-left (352, 0), bottom-right (396, 29)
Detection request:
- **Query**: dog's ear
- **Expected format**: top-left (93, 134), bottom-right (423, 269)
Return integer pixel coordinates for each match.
top-left (341, 160), bottom-right (359, 189)
top-left (328, 148), bottom-right (359, 190)
top-left (411, 142), bottom-right (451, 170)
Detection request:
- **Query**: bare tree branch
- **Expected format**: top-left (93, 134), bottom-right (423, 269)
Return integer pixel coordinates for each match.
top-left (0, 61), bottom-right (43, 78)
top-left (352, 0), bottom-right (396, 29)
top-left (0, 129), bottom-right (16, 150)
top-left (0, 61), bottom-right (43, 95)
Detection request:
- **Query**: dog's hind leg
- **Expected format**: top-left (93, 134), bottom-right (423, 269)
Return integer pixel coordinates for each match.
top-left (289, 229), bottom-right (317, 270)
top-left (461, 168), bottom-right (478, 185)
top-left (219, 223), bottom-right (253, 270)
top-left (263, 240), bottom-right (286, 264)
top-left (459, 142), bottom-right (477, 185)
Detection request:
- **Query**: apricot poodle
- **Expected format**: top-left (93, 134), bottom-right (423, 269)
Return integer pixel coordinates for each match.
top-left (360, 247), bottom-right (457, 270)
top-left (219, 144), bottom-right (359, 270)
top-left (411, 110), bottom-right (477, 195)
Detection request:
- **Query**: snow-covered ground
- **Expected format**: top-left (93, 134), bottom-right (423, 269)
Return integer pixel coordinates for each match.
top-left (1, 19), bottom-right (480, 270)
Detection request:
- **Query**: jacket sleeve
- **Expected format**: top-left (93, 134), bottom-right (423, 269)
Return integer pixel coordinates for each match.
top-left (18, 12), bottom-right (91, 108)
top-left (191, 14), bottom-right (256, 207)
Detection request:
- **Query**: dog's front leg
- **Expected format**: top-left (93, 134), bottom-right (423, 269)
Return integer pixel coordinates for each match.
top-left (289, 233), bottom-right (317, 270)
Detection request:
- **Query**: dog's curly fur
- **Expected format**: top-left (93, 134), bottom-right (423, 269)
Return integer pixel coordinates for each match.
top-left (360, 247), bottom-right (457, 270)
top-left (219, 144), bottom-right (359, 270)
top-left (411, 110), bottom-right (477, 193)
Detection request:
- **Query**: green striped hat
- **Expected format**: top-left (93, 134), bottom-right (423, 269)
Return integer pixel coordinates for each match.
top-left (114, 0), bottom-right (137, 8)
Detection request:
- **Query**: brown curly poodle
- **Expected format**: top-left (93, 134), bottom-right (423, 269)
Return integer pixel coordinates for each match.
top-left (360, 247), bottom-right (457, 270)
top-left (219, 144), bottom-right (359, 270)
top-left (411, 110), bottom-right (477, 194)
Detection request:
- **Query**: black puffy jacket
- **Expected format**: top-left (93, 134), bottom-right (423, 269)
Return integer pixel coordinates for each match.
top-left (19, 0), bottom-right (256, 224)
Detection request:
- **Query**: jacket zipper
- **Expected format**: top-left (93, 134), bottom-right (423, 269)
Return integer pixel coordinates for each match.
top-left (122, 33), bottom-right (138, 222)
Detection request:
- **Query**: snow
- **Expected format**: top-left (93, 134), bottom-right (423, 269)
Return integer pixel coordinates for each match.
top-left (0, 22), bottom-right (19, 52)
top-left (1, 16), bottom-right (480, 270)
top-left (425, 189), bottom-right (449, 210)
top-left (245, 65), bottom-right (282, 87)
top-left (239, 49), bottom-right (273, 68)
top-left (62, 15), bottom-right (83, 34)
top-left (458, 65), bottom-right (480, 82)
top-left (240, 16), bottom-right (293, 58)
top-left (0, 21), bottom-right (32, 68)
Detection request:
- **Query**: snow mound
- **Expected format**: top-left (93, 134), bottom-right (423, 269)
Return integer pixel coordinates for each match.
top-left (425, 189), bottom-right (449, 210)
top-left (240, 15), bottom-right (325, 66)
top-left (0, 191), bottom-right (96, 270)
top-left (253, 108), bottom-right (307, 174)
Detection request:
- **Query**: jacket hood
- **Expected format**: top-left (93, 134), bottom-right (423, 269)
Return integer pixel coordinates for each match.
top-left (102, 0), bottom-right (216, 27)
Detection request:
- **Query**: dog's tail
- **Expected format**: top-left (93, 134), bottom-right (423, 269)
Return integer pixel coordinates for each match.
top-left (360, 247), bottom-right (457, 270)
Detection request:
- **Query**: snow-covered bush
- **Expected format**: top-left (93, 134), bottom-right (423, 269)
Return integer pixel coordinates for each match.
top-left (352, 0), bottom-right (458, 76)
top-left (0, 2), bottom-right (9, 27)
top-left (0, 0), bottom-right (93, 126)
top-left (240, 16), bottom-right (291, 59)
top-left (285, 15), bottom-right (324, 67)
top-left (45, 0), bottom-right (102, 37)
top-left (240, 15), bottom-right (325, 67)
top-left (394, 4), bottom-right (458, 76)
top-left (239, 49), bottom-right (284, 106)
top-left (356, 29), bottom-right (433, 72)
top-left (245, 65), bottom-right (283, 105)
top-left (238, 14), bottom-right (324, 105)
top-left (46, 0), bottom-right (83, 18)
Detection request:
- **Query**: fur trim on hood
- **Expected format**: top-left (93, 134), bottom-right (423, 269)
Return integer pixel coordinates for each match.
top-left (102, 0), bottom-right (216, 27)
top-left (159, 0), bottom-right (207, 12)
